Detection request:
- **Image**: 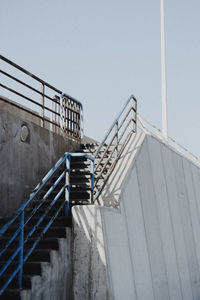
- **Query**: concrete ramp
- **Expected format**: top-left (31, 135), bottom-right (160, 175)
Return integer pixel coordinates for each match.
top-left (72, 134), bottom-right (200, 300)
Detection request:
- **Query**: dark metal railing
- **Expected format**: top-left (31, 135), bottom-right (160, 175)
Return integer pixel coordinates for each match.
top-left (0, 55), bottom-right (83, 140)
top-left (92, 95), bottom-right (137, 201)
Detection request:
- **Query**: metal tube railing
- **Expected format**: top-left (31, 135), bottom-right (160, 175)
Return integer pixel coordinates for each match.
top-left (0, 55), bottom-right (83, 140)
top-left (92, 95), bottom-right (137, 201)
top-left (137, 114), bottom-right (200, 167)
top-left (0, 152), bottom-right (94, 295)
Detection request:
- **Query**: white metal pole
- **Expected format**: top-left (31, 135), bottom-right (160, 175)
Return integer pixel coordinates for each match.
top-left (161, 0), bottom-right (168, 140)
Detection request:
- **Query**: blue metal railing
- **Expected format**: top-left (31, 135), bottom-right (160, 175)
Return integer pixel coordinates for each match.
top-left (0, 94), bottom-right (137, 295)
top-left (0, 152), bottom-right (94, 295)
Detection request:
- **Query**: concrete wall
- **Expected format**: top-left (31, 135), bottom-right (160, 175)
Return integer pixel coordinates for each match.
top-left (0, 104), bottom-right (80, 217)
top-left (0, 96), bottom-right (46, 128)
top-left (72, 206), bottom-right (110, 300)
top-left (20, 228), bottom-right (72, 300)
top-left (72, 133), bottom-right (200, 300)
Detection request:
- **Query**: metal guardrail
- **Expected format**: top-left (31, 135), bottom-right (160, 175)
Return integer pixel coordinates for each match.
top-left (93, 95), bottom-right (137, 201)
top-left (0, 94), bottom-right (137, 294)
top-left (0, 55), bottom-right (83, 140)
top-left (137, 114), bottom-right (200, 167)
top-left (0, 152), bottom-right (94, 296)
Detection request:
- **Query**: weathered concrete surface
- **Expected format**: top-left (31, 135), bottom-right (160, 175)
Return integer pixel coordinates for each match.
top-left (20, 228), bottom-right (72, 300)
top-left (0, 96), bottom-right (46, 128)
top-left (0, 106), bottom-right (80, 216)
top-left (72, 134), bottom-right (200, 300)
top-left (72, 205), bottom-right (109, 300)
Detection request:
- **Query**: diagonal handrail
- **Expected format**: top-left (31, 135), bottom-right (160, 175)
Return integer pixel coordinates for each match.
top-left (92, 95), bottom-right (137, 201)
top-left (0, 94), bottom-right (137, 295)
top-left (137, 113), bottom-right (200, 167)
top-left (0, 152), bottom-right (94, 296)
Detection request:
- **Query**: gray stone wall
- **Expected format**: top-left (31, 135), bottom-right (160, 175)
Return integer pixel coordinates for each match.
top-left (0, 105), bottom-right (80, 217)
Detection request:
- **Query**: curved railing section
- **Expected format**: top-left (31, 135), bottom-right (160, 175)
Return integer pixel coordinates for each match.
top-left (0, 55), bottom-right (83, 141)
top-left (92, 95), bottom-right (137, 201)
top-left (0, 152), bottom-right (94, 296)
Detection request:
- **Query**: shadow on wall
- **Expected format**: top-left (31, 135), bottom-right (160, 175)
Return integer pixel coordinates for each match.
top-left (99, 132), bottom-right (146, 208)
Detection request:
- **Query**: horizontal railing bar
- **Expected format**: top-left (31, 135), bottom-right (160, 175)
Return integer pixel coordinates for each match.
top-left (0, 55), bottom-right (83, 106)
top-left (94, 144), bottom-right (116, 188)
top-left (0, 96), bottom-right (47, 123)
top-left (0, 97), bottom-right (67, 132)
top-left (118, 118), bottom-right (133, 143)
top-left (0, 94), bottom-right (80, 129)
top-left (0, 55), bottom-right (62, 94)
top-left (0, 83), bottom-right (45, 109)
top-left (94, 95), bottom-right (136, 159)
top-left (94, 130), bottom-right (132, 201)
top-left (0, 83), bottom-right (63, 117)
top-left (1, 96), bottom-right (81, 139)
top-left (95, 134), bottom-right (116, 172)
top-left (118, 107), bottom-right (133, 131)
top-left (0, 69), bottom-right (54, 102)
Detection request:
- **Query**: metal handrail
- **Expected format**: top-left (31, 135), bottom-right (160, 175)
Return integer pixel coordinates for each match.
top-left (0, 94), bottom-right (137, 294)
top-left (0, 152), bottom-right (94, 296)
top-left (137, 114), bottom-right (200, 167)
top-left (0, 55), bottom-right (83, 140)
top-left (93, 95), bottom-right (137, 201)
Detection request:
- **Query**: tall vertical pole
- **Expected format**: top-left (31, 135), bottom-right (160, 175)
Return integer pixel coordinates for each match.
top-left (161, 0), bottom-right (168, 140)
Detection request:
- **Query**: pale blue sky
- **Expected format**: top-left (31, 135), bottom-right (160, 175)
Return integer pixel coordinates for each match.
top-left (1, 0), bottom-right (200, 156)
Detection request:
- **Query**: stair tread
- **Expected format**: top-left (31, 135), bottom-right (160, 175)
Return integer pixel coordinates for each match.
top-left (0, 147), bottom-right (97, 295)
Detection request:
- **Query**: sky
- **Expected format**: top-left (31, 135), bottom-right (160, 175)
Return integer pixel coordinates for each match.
top-left (0, 0), bottom-right (200, 156)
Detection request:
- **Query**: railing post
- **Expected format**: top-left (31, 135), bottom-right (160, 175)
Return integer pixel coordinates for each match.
top-left (90, 159), bottom-right (95, 203)
top-left (60, 96), bottom-right (64, 135)
top-left (65, 155), bottom-right (71, 216)
top-left (41, 83), bottom-right (45, 128)
top-left (80, 105), bottom-right (84, 140)
top-left (18, 210), bottom-right (24, 288)
top-left (64, 97), bottom-right (67, 135)
top-left (133, 98), bottom-right (137, 133)
top-left (115, 121), bottom-right (119, 158)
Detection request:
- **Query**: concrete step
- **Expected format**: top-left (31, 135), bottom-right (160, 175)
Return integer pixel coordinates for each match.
top-left (0, 288), bottom-right (21, 300)
top-left (0, 274), bottom-right (32, 289)
top-left (1, 225), bottom-right (67, 240)
top-left (70, 190), bottom-right (90, 201)
top-left (0, 237), bottom-right (60, 252)
top-left (0, 261), bottom-right (41, 276)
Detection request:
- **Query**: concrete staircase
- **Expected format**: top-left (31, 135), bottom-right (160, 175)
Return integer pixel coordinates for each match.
top-left (0, 151), bottom-right (92, 299)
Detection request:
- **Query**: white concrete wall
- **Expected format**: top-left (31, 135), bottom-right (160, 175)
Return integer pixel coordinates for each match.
top-left (72, 134), bottom-right (200, 300)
